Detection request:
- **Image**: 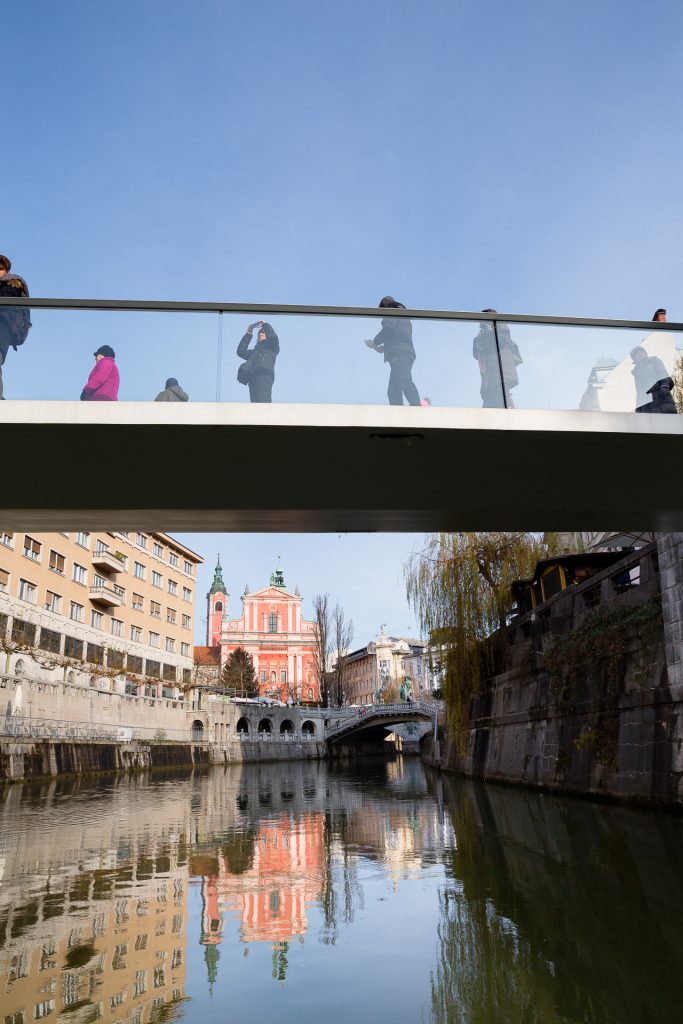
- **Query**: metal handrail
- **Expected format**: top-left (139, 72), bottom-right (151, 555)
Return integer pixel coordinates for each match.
top-left (325, 700), bottom-right (435, 739)
top-left (0, 296), bottom-right (681, 331)
top-left (0, 713), bottom-right (193, 742)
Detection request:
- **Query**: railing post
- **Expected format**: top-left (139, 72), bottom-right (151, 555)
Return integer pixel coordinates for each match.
top-left (491, 317), bottom-right (509, 410)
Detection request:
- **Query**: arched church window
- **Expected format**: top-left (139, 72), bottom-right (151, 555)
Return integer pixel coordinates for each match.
top-left (215, 601), bottom-right (223, 612)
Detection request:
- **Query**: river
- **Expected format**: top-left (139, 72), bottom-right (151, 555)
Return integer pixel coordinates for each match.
top-left (1, 759), bottom-right (682, 1023)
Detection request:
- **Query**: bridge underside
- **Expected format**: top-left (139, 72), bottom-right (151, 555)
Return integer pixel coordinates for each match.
top-left (2, 401), bottom-right (682, 532)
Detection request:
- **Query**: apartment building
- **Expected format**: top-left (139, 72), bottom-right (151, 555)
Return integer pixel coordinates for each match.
top-left (342, 626), bottom-right (431, 704)
top-left (0, 530), bottom-right (202, 697)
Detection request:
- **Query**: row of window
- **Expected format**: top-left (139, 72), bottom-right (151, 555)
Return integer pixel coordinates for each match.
top-left (3, 570), bottom-right (192, 631)
top-left (1, 534), bottom-right (195, 596)
top-left (125, 531), bottom-right (195, 574)
top-left (260, 669), bottom-right (289, 684)
top-left (4, 616), bottom-right (192, 681)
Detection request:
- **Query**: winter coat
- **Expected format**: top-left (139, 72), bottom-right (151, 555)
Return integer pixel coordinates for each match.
top-left (155, 384), bottom-right (188, 402)
top-left (237, 322), bottom-right (280, 379)
top-left (0, 271), bottom-right (31, 359)
top-left (81, 356), bottom-right (120, 401)
top-left (632, 355), bottom-right (669, 407)
top-left (371, 315), bottom-right (415, 363)
top-left (473, 323), bottom-right (522, 395)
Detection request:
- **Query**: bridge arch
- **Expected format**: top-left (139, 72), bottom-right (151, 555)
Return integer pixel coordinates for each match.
top-left (258, 718), bottom-right (272, 734)
top-left (236, 717), bottom-right (249, 734)
top-left (280, 719), bottom-right (294, 736)
top-left (302, 720), bottom-right (317, 738)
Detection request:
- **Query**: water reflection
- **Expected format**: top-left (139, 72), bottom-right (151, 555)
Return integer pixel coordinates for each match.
top-left (1, 762), bottom-right (682, 1023)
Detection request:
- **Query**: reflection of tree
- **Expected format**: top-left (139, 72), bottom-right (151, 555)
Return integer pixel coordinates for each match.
top-left (430, 888), bottom-right (560, 1024)
top-left (272, 940), bottom-right (289, 981)
top-left (319, 810), bottom-right (364, 946)
top-left (431, 775), bottom-right (683, 1024)
top-left (220, 826), bottom-right (258, 875)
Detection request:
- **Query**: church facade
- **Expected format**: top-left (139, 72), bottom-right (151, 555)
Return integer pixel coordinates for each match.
top-left (203, 560), bottom-right (320, 702)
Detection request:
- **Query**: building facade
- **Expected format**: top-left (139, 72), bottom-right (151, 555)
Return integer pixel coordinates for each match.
top-left (343, 626), bottom-right (432, 705)
top-left (0, 530), bottom-right (202, 699)
top-left (201, 561), bottom-right (320, 702)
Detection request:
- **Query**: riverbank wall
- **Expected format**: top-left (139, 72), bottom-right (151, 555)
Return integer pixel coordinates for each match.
top-left (0, 737), bottom-right (327, 781)
top-left (424, 538), bottom-right (683, 807)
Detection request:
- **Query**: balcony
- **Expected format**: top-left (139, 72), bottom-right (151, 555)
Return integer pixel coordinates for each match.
top-left (0, 298), bottom-right (682, 531)
top-left (89, 584), bottom-right (125, 608)
top-left (92, 548), bottom-right (125, 574)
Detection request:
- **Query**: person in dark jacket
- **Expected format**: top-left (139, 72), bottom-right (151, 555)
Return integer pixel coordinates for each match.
top-left (155, 377), bottom-right (189, 402)
top-left (365, 296), bottom-right (420, 406)
top-left (630, 346), bottom-right (670, 408)
top-left (0, 254), bottom-right (31, 400)
top-left (652, 308), bottom-right (667, 323)
top-left (237, 321), bottom-right (279, 403)
top-left (473, 310), bottom-right (522, 408)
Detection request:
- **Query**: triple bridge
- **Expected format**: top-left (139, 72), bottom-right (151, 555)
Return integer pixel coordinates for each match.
top-left (325, 700), bottom-right (436, 749)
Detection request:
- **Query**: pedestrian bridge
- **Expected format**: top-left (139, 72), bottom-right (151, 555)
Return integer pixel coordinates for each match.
top-left (1, 298), bottom-right (682, 532)
top-left (325, 701), bottom-right (436, 747)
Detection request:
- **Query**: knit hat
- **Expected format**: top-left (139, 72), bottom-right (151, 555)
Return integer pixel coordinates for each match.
top-left (165, 377), bottom-right (179, 389)
top-left (94, 345), bottom-right (115, 358)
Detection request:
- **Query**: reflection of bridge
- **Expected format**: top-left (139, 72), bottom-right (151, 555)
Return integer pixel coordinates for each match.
top-left (1, 299), bottom-right (682, 532)
top-left (325, 701), bottom-right (435, 747)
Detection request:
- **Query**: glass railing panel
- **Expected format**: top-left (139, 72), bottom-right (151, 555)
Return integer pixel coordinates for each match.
top-left (0, 301), bottom-right (680, 415)
top-left (500, 322), bottom-right (683, 414)
top-left (0, 307), bottom-right (220, 403)
top-left (217, 311), bottom-right (500, 409)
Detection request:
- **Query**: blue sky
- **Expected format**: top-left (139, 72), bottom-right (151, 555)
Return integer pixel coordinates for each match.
top-left (4, 0), bottom-right (683, 643)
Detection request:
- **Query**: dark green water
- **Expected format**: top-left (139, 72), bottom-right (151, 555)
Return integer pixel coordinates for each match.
top-left (1, 760), bottom-right (681, 1023)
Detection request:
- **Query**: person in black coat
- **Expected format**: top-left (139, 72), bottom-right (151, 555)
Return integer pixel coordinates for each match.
top-left (365, 296), bottom-right (420, 406)
top-left (237, 321), bottom-right (280, 403)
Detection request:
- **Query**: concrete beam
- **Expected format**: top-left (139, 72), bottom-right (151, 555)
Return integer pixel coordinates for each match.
top-left (2, 401), bottom-right (682, 532)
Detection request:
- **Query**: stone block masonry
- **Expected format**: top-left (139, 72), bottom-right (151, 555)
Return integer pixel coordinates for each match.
top-left (426, 541), bottom-right (683, 807)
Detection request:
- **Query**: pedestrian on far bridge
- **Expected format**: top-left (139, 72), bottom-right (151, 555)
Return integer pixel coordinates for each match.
top-left (365, 296), bottom-right (421, 406)
top-left (0, 254), bottom-right (31, 400)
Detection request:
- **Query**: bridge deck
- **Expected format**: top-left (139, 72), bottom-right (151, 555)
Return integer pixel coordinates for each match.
top-left (1, 400), bottom-right (681, 532)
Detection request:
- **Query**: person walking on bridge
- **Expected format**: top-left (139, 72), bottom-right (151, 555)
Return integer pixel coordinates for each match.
top-left (0, 255), bottom-right (31, 400)
top-left (365, 296), bottom-right (421, 406)
top-left (473, 310), bottom-right (522, 408)
top-left (237, 321), bottom-right (279, 403)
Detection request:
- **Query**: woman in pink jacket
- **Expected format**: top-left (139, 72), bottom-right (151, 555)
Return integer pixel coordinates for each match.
top-left (80, 345), bottom-right (120, 401)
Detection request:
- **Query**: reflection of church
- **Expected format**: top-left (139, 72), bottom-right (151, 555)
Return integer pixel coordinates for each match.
top-left (198, 813), bottom-right (324, 982)
top-left (197, 559), bottom-right (320, 702)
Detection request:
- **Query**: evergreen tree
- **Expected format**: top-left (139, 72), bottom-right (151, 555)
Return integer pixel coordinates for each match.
top-left (221, 647), bottom-right (259, 698)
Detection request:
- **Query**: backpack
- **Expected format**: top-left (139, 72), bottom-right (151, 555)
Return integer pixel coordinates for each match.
top-left (0, 275), bottom-right (31, 349)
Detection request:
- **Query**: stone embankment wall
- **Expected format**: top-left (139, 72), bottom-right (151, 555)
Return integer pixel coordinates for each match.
top-left (425, 539), bottom-right (683, 806)
top-left (0, 678), bottom-right (329, 780)
top-left (0, 737), bottom-right (327, 781)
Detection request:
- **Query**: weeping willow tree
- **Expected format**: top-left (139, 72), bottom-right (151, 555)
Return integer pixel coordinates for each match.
top-left (405, 533), bottom-right (560, 750)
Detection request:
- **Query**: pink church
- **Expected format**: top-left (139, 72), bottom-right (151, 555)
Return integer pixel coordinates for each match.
top-left (204, 559), bottom-right (320, 702)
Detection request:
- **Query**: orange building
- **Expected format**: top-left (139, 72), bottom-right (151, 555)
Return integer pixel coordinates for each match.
top-left (203, 560), bottom-right (320, 702)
